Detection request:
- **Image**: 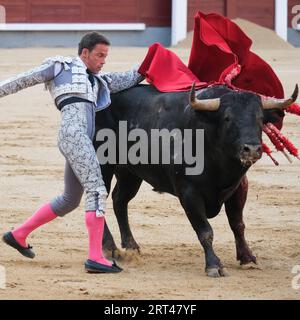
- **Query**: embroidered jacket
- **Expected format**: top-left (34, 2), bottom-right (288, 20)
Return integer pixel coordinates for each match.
top-left (0, 55), bottom-right (144, 111)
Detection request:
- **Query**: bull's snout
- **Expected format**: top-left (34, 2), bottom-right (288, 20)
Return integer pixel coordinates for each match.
top-left (239, 144), bottom-right (262, 166)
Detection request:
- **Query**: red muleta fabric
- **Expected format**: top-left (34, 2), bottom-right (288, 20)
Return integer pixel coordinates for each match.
top-left (188, 12), bottom-right (285, 99)
top-left (139, 11), bottom-right (285, 97)
top-left (138, 11), bottom-right (290, 127)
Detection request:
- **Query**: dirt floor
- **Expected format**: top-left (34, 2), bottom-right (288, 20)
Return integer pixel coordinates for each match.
top-left (0, 26), bottom-right (300, 300)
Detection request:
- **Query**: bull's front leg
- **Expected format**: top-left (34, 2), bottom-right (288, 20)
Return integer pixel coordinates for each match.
top-left (99, 163), bottom-right (120, 258)
top-left (224, 175), bottom-right (257, 265)
top-left (178, 186), bottom-right (227, 277)
top-left (103, 222), bottom-right (119, 258)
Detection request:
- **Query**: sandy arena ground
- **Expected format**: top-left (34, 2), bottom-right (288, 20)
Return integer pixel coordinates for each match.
top-left (0, 25), bottom-right (300, 299)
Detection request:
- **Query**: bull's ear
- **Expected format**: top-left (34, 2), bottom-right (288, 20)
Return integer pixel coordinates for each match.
top-left (189, 82), bottom-right (220, 111)
top-left (261, 84), bottom-right (298, 110)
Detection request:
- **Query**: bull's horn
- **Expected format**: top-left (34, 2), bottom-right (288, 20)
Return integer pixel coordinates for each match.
top-left (189, 82), bottom-right (220, 111)
top-left (262, 84), bottom-right (298, 110)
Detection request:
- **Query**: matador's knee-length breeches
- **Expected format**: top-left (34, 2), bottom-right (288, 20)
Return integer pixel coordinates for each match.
top-left (50, 102), bottom-right (107, 216)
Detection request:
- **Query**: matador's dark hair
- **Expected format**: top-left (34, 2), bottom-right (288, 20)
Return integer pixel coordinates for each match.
top-left (78, 32), bottom-right (110, 55)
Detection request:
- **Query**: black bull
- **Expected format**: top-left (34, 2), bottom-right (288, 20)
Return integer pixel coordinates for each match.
top-left (93, 84), bottom-right (296, 277)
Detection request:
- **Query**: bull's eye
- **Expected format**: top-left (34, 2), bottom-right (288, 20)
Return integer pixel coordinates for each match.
top-left (224, 115), bottom-right (231, 122)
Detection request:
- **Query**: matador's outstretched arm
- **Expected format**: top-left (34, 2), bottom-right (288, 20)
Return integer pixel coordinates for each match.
top-left (0, 61), bottom-right (62, 98)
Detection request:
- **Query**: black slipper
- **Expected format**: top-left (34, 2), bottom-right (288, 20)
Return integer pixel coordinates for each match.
top-left (84, 259), bottom-right (123, 273)
top-left (2, 231), bottom-right (35, 259)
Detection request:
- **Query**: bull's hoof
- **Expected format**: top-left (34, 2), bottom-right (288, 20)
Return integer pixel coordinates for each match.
top-left (112, 248), bottom-right (123, 260)
top-left (206, 266), bottom-right (229, 278)
top-left (240, 261), bottom-right (263, 270)
top-left (121, 238), bottom-right (140, 252)
top-left (237, 249), bottom-right (257, 265)
top-left (104, 248), bottom-right (141, 262)
top-left (125, 248), bottom-right (142, 261)
top-left (103, 248), bottom-right (123, 260)
top-left (127, 247), bottom-right (141, 255)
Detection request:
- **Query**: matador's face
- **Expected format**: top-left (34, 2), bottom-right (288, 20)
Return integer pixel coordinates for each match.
top-left (81, 43), bottom-right (109, 74)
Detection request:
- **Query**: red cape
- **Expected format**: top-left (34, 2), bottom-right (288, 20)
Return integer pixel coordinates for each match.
top-left (138, 11), bottom-right (284, 98)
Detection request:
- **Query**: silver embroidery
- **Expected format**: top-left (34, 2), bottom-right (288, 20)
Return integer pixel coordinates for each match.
top-left (0, 62), bottom-right (55, 98)
top-left (42, 55), bottom-right (73, 70)
top-left (72, 74), bottom-right (87, 83)
top-left (102, 66), bottom-right (144, 94)
top-left (71, 66), bottom-right (86, 74)
top-left (58, 102), bottom-right (108, 213)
